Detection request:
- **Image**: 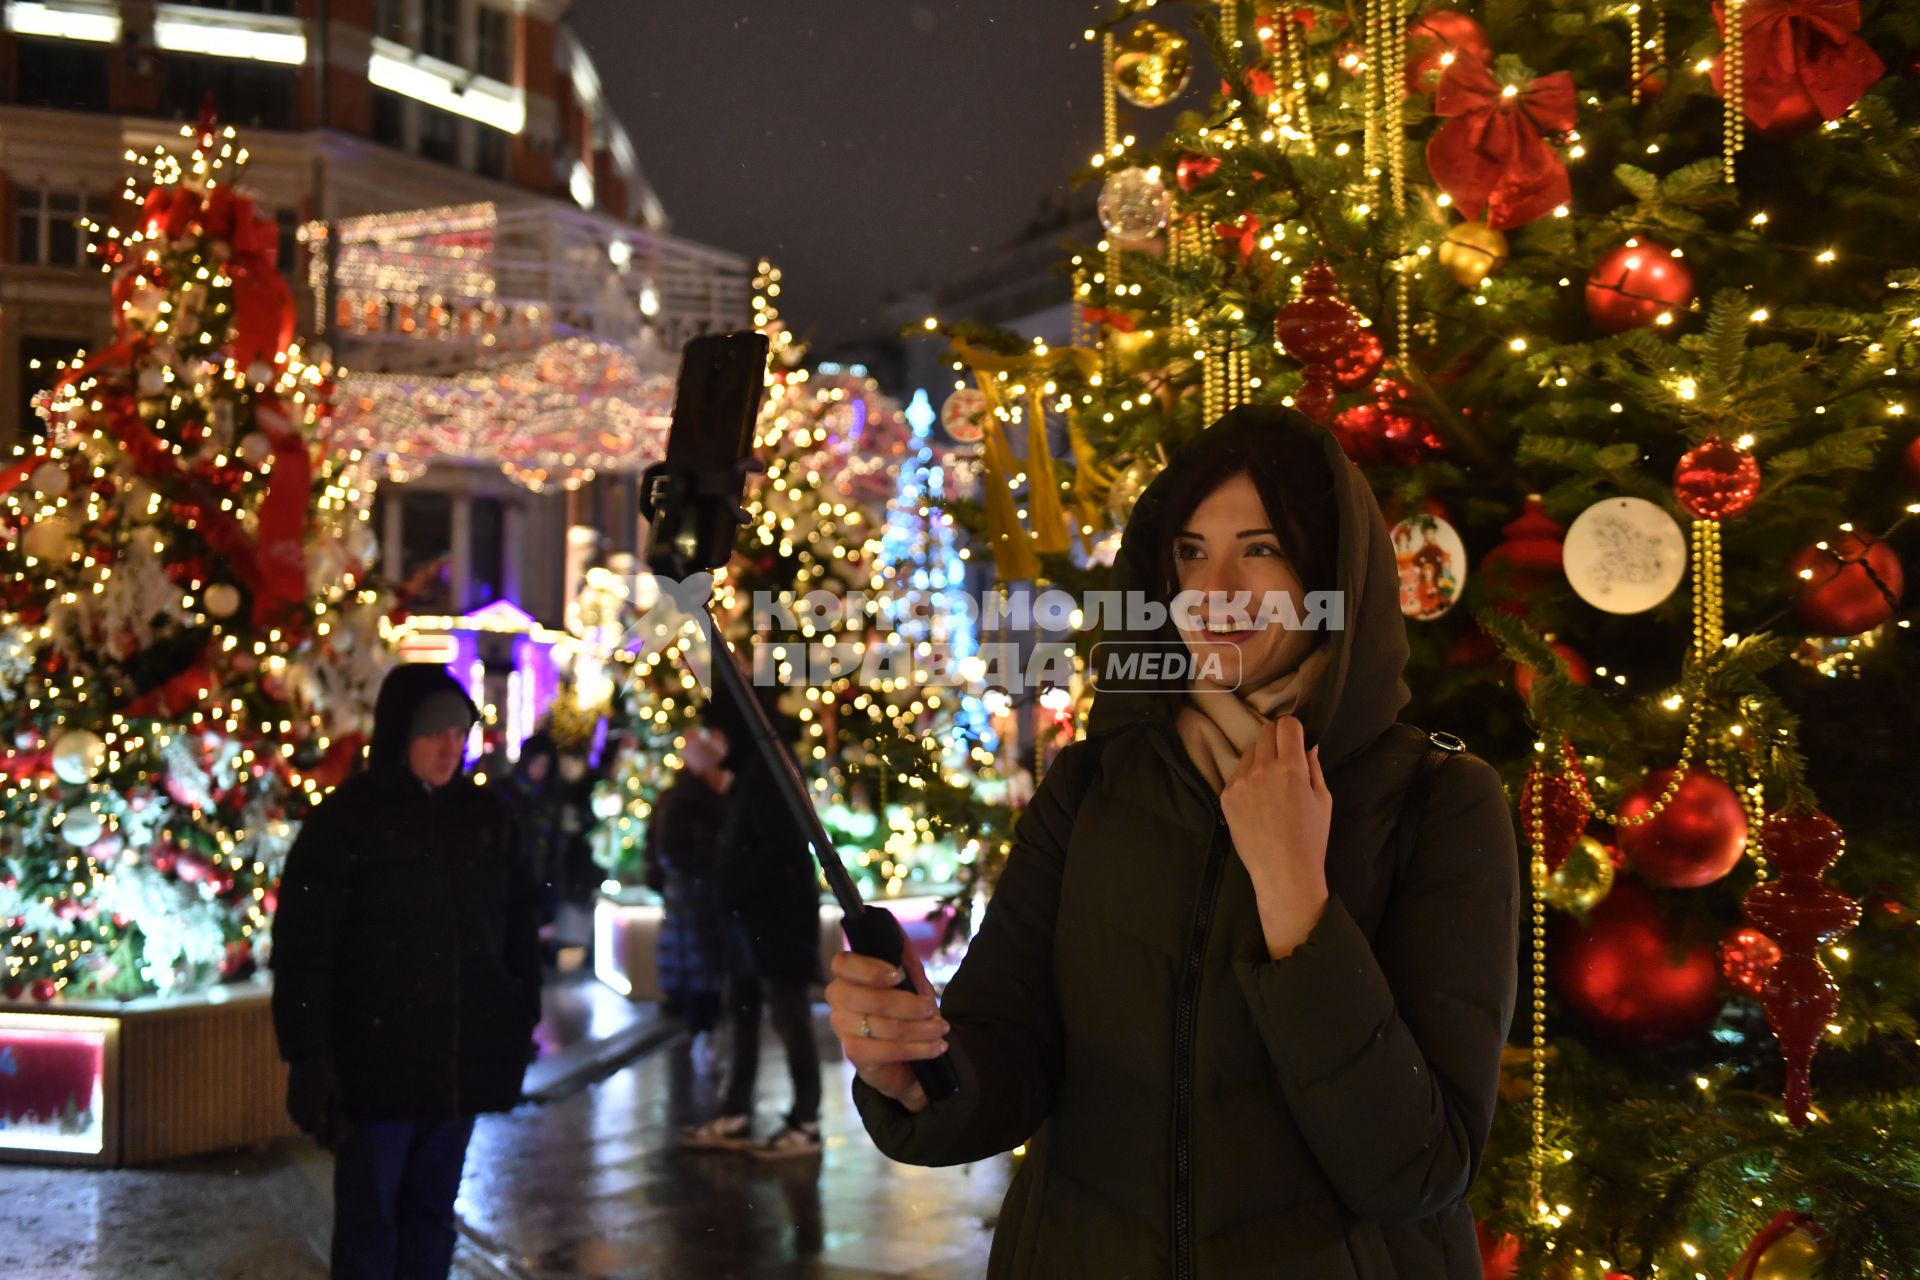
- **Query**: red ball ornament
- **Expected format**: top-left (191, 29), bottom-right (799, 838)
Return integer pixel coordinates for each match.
top-left (1513, 641), bottom-right (1591, 704)
top-left (1720, 924), bottom-right (1782, 997)
top-left (30, 977), bottom-right (58, 1003)
top-left (1902, 433), bottom-right (1920, 491)
top-left (1673, 436), bottom-right (1762, 520)
top-left (1791, 531), bottom-right (1904, 636)
top-left (1553, 878), bottom-right (1722, 1047)
top-left (1371, 378), bottom-right (1446, 464)
top-left (1405, 9), bottom-right (1492, 94)
top-left (1585, 240), bottom-right (1694, 334)
top-left (1521, 764), bottom-right (1587, 871)
top-left (1175, 153), bottom-right (1222, 194)
top-left (1332, 330), bottom-right (1385, 388)
top-left (1616, 768), bottom-right (1749, 889)
top-left (1331, 402), bottom-right (1390, 465)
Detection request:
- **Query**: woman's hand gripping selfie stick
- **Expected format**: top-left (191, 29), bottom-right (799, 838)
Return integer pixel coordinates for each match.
top-left (639, 331), bottom-right (961, 1104)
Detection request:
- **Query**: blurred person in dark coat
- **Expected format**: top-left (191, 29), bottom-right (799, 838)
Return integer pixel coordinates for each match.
top-left (679, 685), bottom-right (825, 1159)
top-left (272, 664), bottom-right (541, 1280)
top-left (646, 725), bottom-right (733, 1064)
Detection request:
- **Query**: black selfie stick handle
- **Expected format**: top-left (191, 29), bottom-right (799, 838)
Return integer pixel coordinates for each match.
top-left (841, 903), bottom-right (964, 1102)
top-left (704, 617), bottom-right (961, 1104)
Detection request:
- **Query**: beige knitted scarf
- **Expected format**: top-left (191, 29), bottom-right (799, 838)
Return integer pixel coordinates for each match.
top-left (1176, 645), bottom-right (1331, 792)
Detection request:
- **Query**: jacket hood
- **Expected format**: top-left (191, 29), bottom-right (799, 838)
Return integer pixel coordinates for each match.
top-left (1083, 405), bottom-right (1410, 769)
top-left (367, 663), bottom-right (479, 780)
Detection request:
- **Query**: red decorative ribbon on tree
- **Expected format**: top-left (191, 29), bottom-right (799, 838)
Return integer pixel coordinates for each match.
top-left (1214, 213), bottom-right (1264, 267)
top-left (1426, 59), bottom-right (1577, 230)
top-left (1080, 306), bottom-right (1139, 332)
top-left (250, 396), bottom-right (313, 621)
top-left (1711, 0), bottom-right (1885, 137)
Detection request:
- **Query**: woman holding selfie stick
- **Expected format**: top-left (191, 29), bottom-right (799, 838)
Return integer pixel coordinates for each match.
top-left (828, 407), bottom-right (1519, 1277)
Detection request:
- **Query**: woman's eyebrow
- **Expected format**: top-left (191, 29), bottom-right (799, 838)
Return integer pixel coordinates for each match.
top-left (1174, 527), bottom-right (1279, 539)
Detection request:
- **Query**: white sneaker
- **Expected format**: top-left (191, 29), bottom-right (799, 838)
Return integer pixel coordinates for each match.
top-left (678, 1113), bottom-right (753, 1151)
top-left (750, 1121), bottom-right (822, 1161)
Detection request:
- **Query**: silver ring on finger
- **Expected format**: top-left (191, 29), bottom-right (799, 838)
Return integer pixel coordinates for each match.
top-left (858, 1014), bottom-right (874, 1039)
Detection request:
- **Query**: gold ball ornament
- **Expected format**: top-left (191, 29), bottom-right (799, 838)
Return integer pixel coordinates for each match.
top-left (29, 462), bottom-right (70, 499)
top-left (51, 729), bottom-right (108, 785)
top-left (1106, 457), bottom-right (1162, 523)
top-left (1539, 835), bottom-right (1616, 914)
top-left (1113, 22), bottom-right (1193, 109)
top-left (203, 582), bottom-right (243, 619)
top-left (1105, 324), bottom-right (1157, 373)
top-left (1437, 221), bottom-right (1510, 287)
top-left (1746, 1220), bottom-right (1830, 1280)
top-left (237, 432), bottom-right (273, 468)
top-left (22, 515), bottom-right (76, 563)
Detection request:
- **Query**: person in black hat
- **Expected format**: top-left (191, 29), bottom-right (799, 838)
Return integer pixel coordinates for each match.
top-left (271, 663), bottom-right (543, 1280)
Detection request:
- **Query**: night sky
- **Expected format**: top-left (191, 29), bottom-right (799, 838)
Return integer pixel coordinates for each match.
top-left (567, 1), bottom-right (1108, 346)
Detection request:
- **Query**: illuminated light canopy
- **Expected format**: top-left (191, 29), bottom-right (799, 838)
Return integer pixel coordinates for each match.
top-left (368, 40), bottom-right (525, 134)
top-left (4, 0), bottom-right (121, 43)
top-left (151, 5), bottom-right (305, 64)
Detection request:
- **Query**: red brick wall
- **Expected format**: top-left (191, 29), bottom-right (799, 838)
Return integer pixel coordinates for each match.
top-left (512, 13), bottom-right (557, 193)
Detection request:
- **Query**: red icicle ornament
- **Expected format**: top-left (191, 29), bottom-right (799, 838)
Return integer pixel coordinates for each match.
top-left (1274, 259), bottom-right (1363, 423)
top-left (1741, 811), bottom-right (1860, 1127)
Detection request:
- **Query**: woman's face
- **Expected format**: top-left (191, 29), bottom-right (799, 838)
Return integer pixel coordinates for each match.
top-left (1171, 472), bottom-right (1314, 687)
top-left (683, 729), bottom-right (727, 776)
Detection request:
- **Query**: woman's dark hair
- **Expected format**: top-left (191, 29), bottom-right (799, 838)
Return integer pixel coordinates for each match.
top-left (1138, 419), bottom-right (1340, 606)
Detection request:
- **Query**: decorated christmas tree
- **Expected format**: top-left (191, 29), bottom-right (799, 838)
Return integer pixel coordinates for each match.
top-left (936, 1), bottom-right (1920, 1272)
top-left (0, 113), bottom-right (387, 1002)
top-left (595, 273), bottom-right (1012, 902)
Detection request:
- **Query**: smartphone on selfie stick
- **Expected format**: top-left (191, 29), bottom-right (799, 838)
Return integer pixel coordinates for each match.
top-left (639, 331), bottom-right (961, 1105)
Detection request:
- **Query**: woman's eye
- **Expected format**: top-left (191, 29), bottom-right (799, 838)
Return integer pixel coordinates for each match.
top-left (1174, 543), bottom-right (1204, 561)
top-left (1246, 543), bottom-right (1281, 558)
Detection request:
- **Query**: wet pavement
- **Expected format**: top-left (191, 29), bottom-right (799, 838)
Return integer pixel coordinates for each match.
top-left (0, 989), bottom-right (1010, 1280)
top-left (460, 1010), bottom-right (1008, 1278)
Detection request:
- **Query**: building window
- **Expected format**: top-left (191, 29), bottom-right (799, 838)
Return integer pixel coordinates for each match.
top-left (372, 89), bottom-right (407, 144)
top-left (162, 55), bottom-right (297, 129)
top-left (14, 190), bottom-right (111, 268)
top-left (13, 41), bottom-right (110, 113)
top-left (276, 210), bottom-right (301, 277)
top-left (169, 0), bottom-right (298, 13)
top-left (476, 6), bottom-right (510, 81)
top-left (374, 0), bottom-right (406, 43)
top-left (468, 497), bottom-right (506, 609)
top-left (476, 128), bottom-right (509, 181)
top-left (399, 491), bottom-right (454, 613)
top-left (422, 0), bottom-right (460, 63)
top-left (419, 108), bottom-right (460, 166)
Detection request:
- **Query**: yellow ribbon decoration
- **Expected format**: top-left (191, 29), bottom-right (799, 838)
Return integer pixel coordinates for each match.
top-left (951, 339), bottom-right (1102, 572)
top-left (972, 375), bottom-right (1042, 582)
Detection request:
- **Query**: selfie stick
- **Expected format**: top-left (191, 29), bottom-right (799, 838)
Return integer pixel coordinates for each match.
top-left (640, 332), bottom-right (961, 1104)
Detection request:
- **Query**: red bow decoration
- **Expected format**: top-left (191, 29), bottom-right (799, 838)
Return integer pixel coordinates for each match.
top-left (1081, 306), bottom-right (1139, 333)
top-left (1712, 0), bottom-right (1884, 137)
top-left (1213, 214), bottom-right (1264, 267)
top-left (228, 206), bottom-right (296, 373)
top-left (0, 456), bottom-right (38, 498)
top-left (1426, 59), bottom-right (1577, 230)
top-left (1219, 67), bottom-right (1278, 99)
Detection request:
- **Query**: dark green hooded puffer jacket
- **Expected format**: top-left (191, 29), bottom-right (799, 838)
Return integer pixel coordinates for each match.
top-left (854, 407), bottom-right (1521, 1277)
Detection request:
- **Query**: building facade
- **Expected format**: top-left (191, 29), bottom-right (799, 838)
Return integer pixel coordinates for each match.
top-left (0, 0), bottom-right (751, 628)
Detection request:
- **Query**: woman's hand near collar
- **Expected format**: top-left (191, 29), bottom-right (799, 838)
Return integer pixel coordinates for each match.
top-left (1222, 715), bottom-right (1333, 960)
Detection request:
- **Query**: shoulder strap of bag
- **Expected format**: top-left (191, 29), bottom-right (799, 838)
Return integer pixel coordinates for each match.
top-left (1393, 729), bottom-right (1465, 878)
